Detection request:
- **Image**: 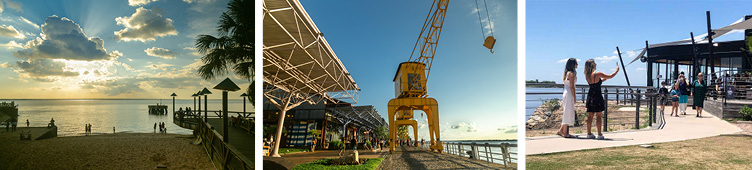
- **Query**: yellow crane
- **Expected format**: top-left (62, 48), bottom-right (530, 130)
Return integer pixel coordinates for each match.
top-left (387, 0), bottom-right (495, 153)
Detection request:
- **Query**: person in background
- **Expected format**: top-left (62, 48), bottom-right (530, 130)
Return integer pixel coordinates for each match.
top-left (113, 127), bottom-right (116, 134)
top-left (154, 123), bottom-right (157, 133)
top-left (26, 119), bottom-right (29, 127)
top-left (659, 81), bottom-right (669, 113)
top-left (677, 72), bottom-right (690, 115)
top-left (692, 72), bottom-right (708, 117)
top-left (670, 83), bottom-right (680, 117)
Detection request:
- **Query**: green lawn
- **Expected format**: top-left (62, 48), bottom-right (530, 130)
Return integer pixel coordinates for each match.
top-left (293, 158), bottom-right (383, 170)
top-left (278, 147), bottom-right (309, 155)
top-left (527, 135), bottom-right (752, 169)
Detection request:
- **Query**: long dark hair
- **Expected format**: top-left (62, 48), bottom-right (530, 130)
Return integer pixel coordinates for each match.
top-left (563, 58), bottom-right (578, 81)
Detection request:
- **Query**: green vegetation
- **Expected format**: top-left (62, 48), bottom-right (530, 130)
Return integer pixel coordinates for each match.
top-left (278, 148), bottom-right (309, 155)
top-left (541, 98), bottom-right (561, 112)
top-left (527, 79), bottom-right (559, 88)
top-left (293, 158), bottom-right (384, 170)
top-left (740, 105), bottom-right (752, 121)
top-left (527, 136), bottom-right (752, 169)
top-left (329, 141), bottom-right (343, 150)
top-left (374, 125), bottom-right (389, 140)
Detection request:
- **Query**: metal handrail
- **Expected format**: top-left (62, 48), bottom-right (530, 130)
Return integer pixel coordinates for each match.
top-left (441, 142), bottom-right (517, 168)
top-left (196, 115), bottom-right (253, 170)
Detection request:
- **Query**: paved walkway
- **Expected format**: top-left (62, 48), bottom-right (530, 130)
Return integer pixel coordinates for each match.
top-left (280, 149), bottom-right (387, 167)
top-left (379, 147), bottom-right (513, 170)
top-left (526, 106), bottom-right (743, 155)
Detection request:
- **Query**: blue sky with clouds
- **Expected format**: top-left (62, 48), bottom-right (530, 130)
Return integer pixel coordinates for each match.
top-left (527, 0), bottom-right (750, 86)
top-left (299, 0), bottom-right (518, 140)
top-left (0, 0), bottom-right (250, 99)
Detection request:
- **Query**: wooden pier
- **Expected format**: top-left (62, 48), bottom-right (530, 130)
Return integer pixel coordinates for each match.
top-left (173, 109), bottom-right (254, 170)
top-left (148, 104), bottom-right (168, 115)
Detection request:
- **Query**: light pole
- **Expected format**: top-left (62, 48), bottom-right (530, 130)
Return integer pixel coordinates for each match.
top-left (201, 88), bottom-right (212, 123)
top-left (192, 93), bottom-right (198, 113)
top-left (170, 93), bottom-right (177, 114)
top-left (240, 93), bottom-right (248, 113)
top-left (214, 78), bottom-right (240, 142)
top-left (197, 91), bottom-right (202, 120)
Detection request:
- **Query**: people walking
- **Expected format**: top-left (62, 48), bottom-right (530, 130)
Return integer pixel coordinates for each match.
top-left (659, 81), bottom-right (669, 113)
top-left (692, 72), bottom-right (708, 117)
top-left (678, 72), bottom-right (690, 115)
top-left (584, 59), bottom-right (619, 140)
top-left (558, 58), bottom-right (577, 138)
top-left (670, 83), bottom-right (680, 117)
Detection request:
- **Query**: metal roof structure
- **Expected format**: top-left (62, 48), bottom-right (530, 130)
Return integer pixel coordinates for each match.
top-left (263, 0), bottom-right (359, 106)
top-left (330, 105), bottom-right (387, 131)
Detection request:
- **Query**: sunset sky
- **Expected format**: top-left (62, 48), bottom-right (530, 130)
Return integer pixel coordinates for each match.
top-left (0, 0), bottom-right (249, 99)
top-left (300, 0), bottom-right (518, 140)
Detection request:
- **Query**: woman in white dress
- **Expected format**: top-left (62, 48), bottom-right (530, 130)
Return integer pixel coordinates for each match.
top-left (558, 58), bottom-right (578, 138)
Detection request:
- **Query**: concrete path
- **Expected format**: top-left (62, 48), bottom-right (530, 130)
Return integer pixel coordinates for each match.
top-left (379, 147), bottom-right (513, 170)
top-left (526, 106), bottom-right (743, 155)
top-left (279, 149), bottom-right (386, 167)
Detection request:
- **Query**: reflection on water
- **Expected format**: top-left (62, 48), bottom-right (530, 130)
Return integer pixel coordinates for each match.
top-left (2, 99), bottom-right (252, 136)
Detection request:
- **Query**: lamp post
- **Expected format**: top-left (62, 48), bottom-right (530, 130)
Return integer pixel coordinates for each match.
top-left (240, 93), bottom-right (248, 113)
top-left (197, 91), bottom-right (202, 120)
top-left (201, 88), bottom-right (212, 123)
top-left (214, 78), bottom-right (240, 142)
top-left (192, 93), bottom-right (198, 113)
top-left (170, 93), bottom-right (177, 114)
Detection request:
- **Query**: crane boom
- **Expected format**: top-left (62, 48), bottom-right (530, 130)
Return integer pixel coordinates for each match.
top-left (408, 0), bottom-right (449, 80)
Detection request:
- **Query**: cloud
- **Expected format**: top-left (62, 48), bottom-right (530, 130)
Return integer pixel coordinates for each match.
top-left (497, 125), bottom-right (517, 133)
top-left (184, 47), bottom-right (202, 56)
top-left (4, 0), bottom-right (21, 12)
top-left (12, 16), bottom-right (121, 61)
top-left (15, 59), bottom-right (79, 77)
top-left (114, 7), bottom-right (178, 42)
top-left (0, 25), bottom-right (25, 39)
top-left (128, 0), bottom-right (158, 6)
top-left (18, 16), bottom-right (39, 29)
top-left (146, 62), bottom-right (174, 71)
top-left (449, 122), bottom-right (478, 132)
top-left (183, 0), bottom-right (214, 3)
top-left (0, 40), bottom-right (22, 49)
top-left (594, 55), bottom-right (619, 64)
top-left (0, 62), bottom-right (9, 68)
top-left (145, 47), bottom-right (178, 59)
top-left (556, 58), bottom-right (581, 63)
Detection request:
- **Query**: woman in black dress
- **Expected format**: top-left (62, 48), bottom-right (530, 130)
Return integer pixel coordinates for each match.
top-left (584, 59), bottom-right (619, 140)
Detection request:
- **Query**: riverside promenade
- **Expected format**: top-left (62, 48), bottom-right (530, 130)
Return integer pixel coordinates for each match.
top-left (379, 147), bottom-right (513, 170)
top-left (527, 107), bottom-right (742, 155)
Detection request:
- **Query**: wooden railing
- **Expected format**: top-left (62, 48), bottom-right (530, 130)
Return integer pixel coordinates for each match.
top-left (196, 116), bottom-right (253, 170)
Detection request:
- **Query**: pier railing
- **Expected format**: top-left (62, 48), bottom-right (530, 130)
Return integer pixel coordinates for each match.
top-left (196, 115), bottom-right (253, 170)
top-left (174, 110), bottom-right (254, 134)
top-left (527, 85), bottom-right (663, 132)
top-left (441, 142), bottom-right (517, 168)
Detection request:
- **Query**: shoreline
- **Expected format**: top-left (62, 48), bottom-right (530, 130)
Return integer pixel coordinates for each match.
top-left (0, 133), bottom-right (213, 169)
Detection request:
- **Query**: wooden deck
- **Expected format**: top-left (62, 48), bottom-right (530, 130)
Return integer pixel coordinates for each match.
top-left (206, 118), bottom-right (254, 160)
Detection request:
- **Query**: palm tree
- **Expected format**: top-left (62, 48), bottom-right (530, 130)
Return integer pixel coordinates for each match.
top-left (195, 0), bottom-right (253, 103)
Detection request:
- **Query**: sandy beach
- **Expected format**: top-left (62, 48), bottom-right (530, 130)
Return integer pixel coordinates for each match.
top-left (0, 132), bottom-right (213, 170)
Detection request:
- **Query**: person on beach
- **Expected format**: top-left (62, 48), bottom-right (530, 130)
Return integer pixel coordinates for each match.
top-left (659, 81), bottom-right (669, 113)
top-left (558, 58), bottom-right (577, 138)
top-left (26, 119), bottom-right (29, 127)
top-left (113, 127), bottom-right (115, 133)
top-left (692, 72), bottom-right (708, 117)
top-left (11, 118), bottom-right (17, 131)
top-left (154, 123), bottom-right (157, 133)
top-left (5, 121), bottom-right (9, 132)
top-left (584, 59), bottom-right (619, 140)
top-left (670, 83), bottom-right (680, 117)
top-left (678, 72), bottom-right (690, 115)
